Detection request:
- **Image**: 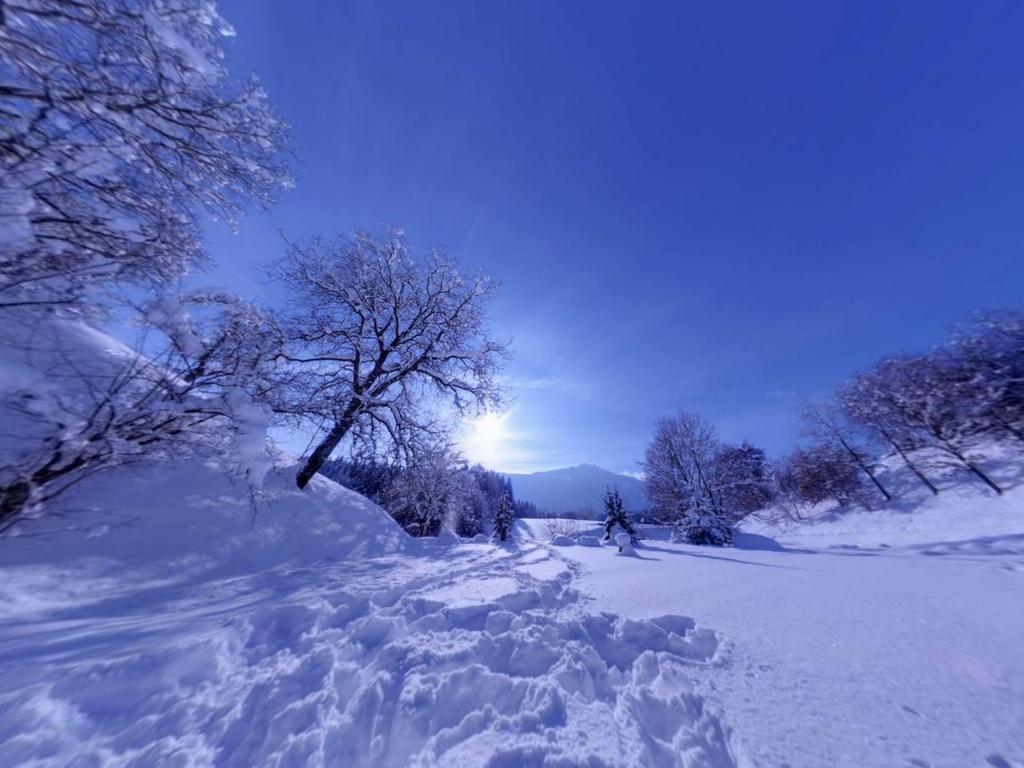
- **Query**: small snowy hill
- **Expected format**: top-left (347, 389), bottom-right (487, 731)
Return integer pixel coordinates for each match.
top-left (0, 460), bottom-right (408, 577)
top-left (0, 310), bottom-right (409, 574)
top-left (751, 443), bottom-right (1024, 550)
top-left (509, 463), bottom-right (646, 515)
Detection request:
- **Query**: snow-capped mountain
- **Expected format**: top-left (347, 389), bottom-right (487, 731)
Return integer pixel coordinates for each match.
top-left (508, 463), bottom-right (646, 515)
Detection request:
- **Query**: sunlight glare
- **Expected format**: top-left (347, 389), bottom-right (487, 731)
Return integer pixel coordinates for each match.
top-left (463, 411), bottom-right (511, 468)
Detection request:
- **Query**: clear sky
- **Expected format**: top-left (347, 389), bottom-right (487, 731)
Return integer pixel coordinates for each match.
top-left (204, 0), bottom-right (1024, 474)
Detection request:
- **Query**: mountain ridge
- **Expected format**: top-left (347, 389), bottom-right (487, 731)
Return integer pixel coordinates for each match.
top-left (507, 463), bottom-right (646, 515)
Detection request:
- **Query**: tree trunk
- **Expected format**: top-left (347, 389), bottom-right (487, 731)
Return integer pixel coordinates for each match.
top-left (943, 441), bottom-right (1003, 496)
top-left (1, 449), bottom-right (92, 528)
top-left (964, 460), bottom-right (1003, 495)
top-left (879, 427), bottom-right (939, 495)
top-left (838, 437), bottom-right (892, 502)
top-left (296, 400), bottom-right (361, 489)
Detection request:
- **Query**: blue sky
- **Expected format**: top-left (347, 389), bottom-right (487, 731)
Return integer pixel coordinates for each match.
top-left (205, 1), bottom-right (1024, 474)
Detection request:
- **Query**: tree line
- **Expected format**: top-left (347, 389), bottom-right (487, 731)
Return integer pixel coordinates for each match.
top-left (784, 310), bottom-right (1023, 506)
top-left (321, 455), bottom-right (532, 538)
top-left (643, 309), bottom-right (1024, 545)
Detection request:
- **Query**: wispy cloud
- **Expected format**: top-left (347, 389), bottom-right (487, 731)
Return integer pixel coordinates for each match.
top-left (496, 373), bottom-right (598, 402)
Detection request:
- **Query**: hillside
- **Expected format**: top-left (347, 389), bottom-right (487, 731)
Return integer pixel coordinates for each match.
top-left (507, 463), bottom-right (647, 515)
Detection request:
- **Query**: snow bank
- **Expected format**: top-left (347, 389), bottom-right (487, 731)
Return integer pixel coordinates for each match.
top-left (0, 460), bottom-right (407, 577)
top-left (0, 309), bottom-right (408, 576)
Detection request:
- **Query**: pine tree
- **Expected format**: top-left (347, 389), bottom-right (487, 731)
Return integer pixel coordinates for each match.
top-left (493, 491), bottom-right (515, 542)
top-left (602, 487), bottom-right (636, 542)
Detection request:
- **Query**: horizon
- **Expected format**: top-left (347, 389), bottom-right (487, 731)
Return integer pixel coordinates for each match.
top-left (205, 1), bottom-right (1024, 474)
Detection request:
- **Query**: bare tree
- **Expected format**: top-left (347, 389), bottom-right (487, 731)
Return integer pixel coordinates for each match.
top-left (847, 356), bottom-right (1003, 495)
top-left (270, 228), bottom-right (508, 489)
top-left (765, 454), bottom-right (809, 524)
top-left (839, 369), bottom-right (940, 496)
top-left (0, 0), bottom-right (289, 310)
top-left (713, 441), bottom-right (775, 513)
top-left (786, 444), bottom-right (866, 507)
top-left (801, 399), bottom-right (893, 502)
top-left (643, 411), bottom-right (734, 545)
top-left (0, 295), bottom-right (281, 529)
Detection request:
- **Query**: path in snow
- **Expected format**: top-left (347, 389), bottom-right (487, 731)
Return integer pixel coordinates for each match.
top-left (0, 538), bottom-right (749, 767)
top-left (523, 522), bottom-right (1024, 768)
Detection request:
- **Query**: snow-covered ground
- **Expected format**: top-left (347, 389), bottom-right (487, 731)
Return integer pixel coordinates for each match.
top-left (0, 461), bottom-right (751, 767)
top-left (3, 466), bottom-right (1021, 768)
top-left (522, 486), bottom-right (1024, 767)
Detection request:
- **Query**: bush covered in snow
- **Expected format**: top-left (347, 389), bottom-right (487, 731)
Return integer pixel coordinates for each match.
top-left (643, 411), bottom-right (761, 545)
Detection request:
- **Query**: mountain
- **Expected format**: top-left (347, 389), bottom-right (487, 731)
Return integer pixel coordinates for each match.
top-left (507, 463), bottom-right (646, 516)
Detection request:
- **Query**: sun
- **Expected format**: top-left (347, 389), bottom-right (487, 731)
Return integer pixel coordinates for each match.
top-left (463, 411), bottom-right (510, 468)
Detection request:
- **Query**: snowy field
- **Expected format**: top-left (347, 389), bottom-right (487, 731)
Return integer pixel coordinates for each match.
top-left (0, 463), bottom-right (748, 767)
top-left (1, 458), bottom-right (1022, 766)
top-left (522, 509), bottom-right (1024, 768)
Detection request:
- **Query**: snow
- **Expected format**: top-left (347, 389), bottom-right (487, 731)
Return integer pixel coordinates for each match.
top-left (0, 471), bottom-right (750, 767)
top-left (518, 487), bottom-right (1024, 767)
top-left (614, 532), bottom-right (636, 556)
top-left (8, 458), bottom-right (1021, 768)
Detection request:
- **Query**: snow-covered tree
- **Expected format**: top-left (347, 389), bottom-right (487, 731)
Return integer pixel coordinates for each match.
top-left (0, 294), bottom-right (280, 528)
top-left (376, 443), bottom-right (497, 538)
top-left (0, 0), bottom-right (289, 310)
top-left (839, 367), bottom-right (940, 496)
top-left (493, 491), bottom-right (515, 542)
top-left (601, 487), bottom-right (636, 542)
top-left (846, 355), bottom-right (1003, 495)
top-left (643, 411), bottom-right (735, 546)
top-left (382, 446), bottom-right (460, 537)
top-left (270, 228), bottom-right (508, 489)
top-left (800, 400), bottom-right (893, 502)
top-left (944, 310), bottom-right (1024, 446)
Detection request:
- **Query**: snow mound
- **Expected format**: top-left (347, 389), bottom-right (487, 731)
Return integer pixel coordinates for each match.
top-left (550, 534), bottom-right (575, 546)
top-left (0, 459), bottom-right (407, 577)
top-left (615, 532), bottom-right (636, 556)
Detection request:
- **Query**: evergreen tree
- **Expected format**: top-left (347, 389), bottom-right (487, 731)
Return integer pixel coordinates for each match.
top-left (602, 487), bottom-right (637, 542)
top-left (493, 491), bottom-right (515, 542)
